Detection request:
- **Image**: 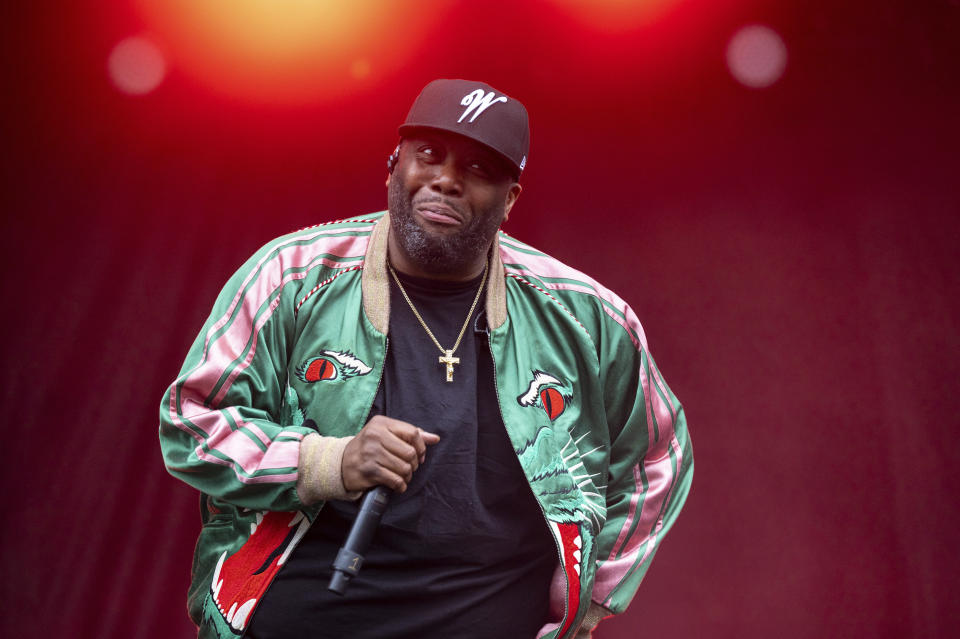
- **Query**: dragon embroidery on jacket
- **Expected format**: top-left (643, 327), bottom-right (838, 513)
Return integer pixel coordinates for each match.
top-left (296, 349), bottom-right (372, 383)
top-left (202, 511), bottom-right (311, 636)
top-left (516, 370), bottom-right (606, 637)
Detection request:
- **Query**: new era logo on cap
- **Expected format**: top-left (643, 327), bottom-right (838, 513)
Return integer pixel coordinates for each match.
top-left (398, 79), bottom-right (530, 177)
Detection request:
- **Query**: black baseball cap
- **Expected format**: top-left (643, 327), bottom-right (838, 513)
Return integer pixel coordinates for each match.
top-left (398, 79), bottom-right (529, 177)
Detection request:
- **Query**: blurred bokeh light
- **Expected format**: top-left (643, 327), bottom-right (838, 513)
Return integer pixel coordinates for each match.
top-left (726, 24), bottom-right (788, 88)
top-left (134, 0), bottom-right (451, 104)
top-left (108, 36), bottom-right (166, 95)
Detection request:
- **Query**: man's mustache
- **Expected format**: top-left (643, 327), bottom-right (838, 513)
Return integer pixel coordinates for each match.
top-left (412, 196), bottom-right (465, 219)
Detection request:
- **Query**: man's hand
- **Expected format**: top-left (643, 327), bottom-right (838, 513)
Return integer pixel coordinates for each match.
top-left (341, 416), bottom-right (440, 493)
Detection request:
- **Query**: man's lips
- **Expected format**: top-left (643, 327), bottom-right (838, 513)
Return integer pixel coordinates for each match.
top-left (416, 202), bottom-right (462, 226)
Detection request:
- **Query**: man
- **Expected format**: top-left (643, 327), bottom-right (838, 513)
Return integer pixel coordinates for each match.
top-left (160, 79), bottom-right (692, 639)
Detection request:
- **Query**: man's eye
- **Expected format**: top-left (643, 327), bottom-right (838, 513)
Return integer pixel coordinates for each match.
top-left (468, 161), bottom-right (491, 176)
top-left (417, 146), bottom-right (438, 161)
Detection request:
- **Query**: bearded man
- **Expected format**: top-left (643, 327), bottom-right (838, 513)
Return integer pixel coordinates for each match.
top-left (160, 79), bottom-right (692, 639)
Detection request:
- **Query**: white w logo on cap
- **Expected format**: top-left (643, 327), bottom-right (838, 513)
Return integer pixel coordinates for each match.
top-left (458, 89), bottom-right (508, 123)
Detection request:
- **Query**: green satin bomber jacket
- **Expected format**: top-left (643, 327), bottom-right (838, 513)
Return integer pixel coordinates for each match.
top-left (159, 212), bottom-right (693, 639)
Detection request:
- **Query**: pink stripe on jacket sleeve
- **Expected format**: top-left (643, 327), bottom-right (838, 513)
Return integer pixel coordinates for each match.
top-left (592, 360), bottom-right (684, 605)
top-left (500, 234), bottom-right (688, 611)
top-left (187, 227), bottom-right (367, 396)
top-left (183, 240), bottom-right (366, 405)
top-left (166, 228), bottom-right (369, 482)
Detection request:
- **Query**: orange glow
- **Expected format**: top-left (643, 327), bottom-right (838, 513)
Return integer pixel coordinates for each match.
top-left (136, 0), bottom-right (448, 104)
top-left (551, 0), bottom-right (682, 31)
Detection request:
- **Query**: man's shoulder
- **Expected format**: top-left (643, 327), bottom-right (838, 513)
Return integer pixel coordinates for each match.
top-left (498, 230), bottom-right (617, 304)
top-left (498, 231), bottom-right (648, 350)
top-left (221, 213), bottom-right (382, 300)
top-left (291, 211), bottom-right (386, 234)
top-left (245, 212), bottom-right (384, 267)
top-left (271, 212), bottom-right (384, 249)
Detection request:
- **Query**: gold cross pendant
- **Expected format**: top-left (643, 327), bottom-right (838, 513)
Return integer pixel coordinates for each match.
top-left (438, 350), bottom-right (460, 382)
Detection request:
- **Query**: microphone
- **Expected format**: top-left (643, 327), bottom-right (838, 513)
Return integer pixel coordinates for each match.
top-left (328, 485), bottom-right (391, 595)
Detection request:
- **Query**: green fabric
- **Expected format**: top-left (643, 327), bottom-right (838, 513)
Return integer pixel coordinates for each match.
top-left (159, 213), bottom-right (692, 638)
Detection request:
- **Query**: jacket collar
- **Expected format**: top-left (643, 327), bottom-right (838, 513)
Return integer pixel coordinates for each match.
top-left (361, 212), bottom-right (507, 335)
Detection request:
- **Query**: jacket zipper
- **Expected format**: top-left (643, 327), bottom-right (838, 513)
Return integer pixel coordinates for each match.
top-left (362, 335), bottom-right (389, 428)
top-left (486, 337), bottom-right (570, 638)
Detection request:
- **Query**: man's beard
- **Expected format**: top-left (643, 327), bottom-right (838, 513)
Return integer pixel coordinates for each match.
top-left (388, 178), bottom-right (505, 274)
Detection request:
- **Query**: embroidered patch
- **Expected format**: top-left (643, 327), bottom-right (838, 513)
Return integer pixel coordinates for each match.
top-left (514, 422), bottom-right (602, 637)
top-left (514, 371), bottom-right (605, 635)
top-left (549, 520), bottom-right (587, 638)
top-left (209, 511), bottom-right (310, 634)
top-left (517, 369), bottom-right (571, 422)
top-left (296, 350), bottom-right (372, 383)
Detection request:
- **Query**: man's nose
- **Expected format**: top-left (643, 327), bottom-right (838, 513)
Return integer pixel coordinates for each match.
top-left (429, 157), bottom-right (464, 196)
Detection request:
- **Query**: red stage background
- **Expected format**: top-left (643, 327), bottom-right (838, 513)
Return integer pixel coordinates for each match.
top-left (2, 1), bottom-right (958, 637)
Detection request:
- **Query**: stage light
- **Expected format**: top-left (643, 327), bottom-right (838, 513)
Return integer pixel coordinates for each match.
top-left (108, 36), bottom-right (166, 96)
top-left (135, 0), bottom-right (449, 104)
top-left (726, 24), bottom-right (788, 89)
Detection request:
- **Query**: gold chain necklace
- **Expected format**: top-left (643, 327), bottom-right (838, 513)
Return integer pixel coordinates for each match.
top-left (388, 262), bottom-right (488, 382)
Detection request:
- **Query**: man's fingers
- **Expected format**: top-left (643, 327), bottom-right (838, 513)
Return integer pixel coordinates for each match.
top-left (340, 416), bottom-right (442, 492)
top-left (415, 429), bottom-right (440, 462)
top-left (385, 421), bottom-right (439, 459)
top-left (418, 429), bottom-right (441, 445)
top-left (384, 420), bottom-right (439, 444)
top-left (368, 428), bottom-right (439, 483)
top-left (374, 446), bottom-right (418, 480)
top-left (380, 434), bottom-right (420, 467)
top-left (377, 468), bottom-right (408, 493)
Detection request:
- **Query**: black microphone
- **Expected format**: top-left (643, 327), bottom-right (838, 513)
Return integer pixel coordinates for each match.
top-left (328, 486), bottom-right (391, 595)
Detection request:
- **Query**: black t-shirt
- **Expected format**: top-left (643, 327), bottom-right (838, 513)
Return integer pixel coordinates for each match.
top-left (247, 270), bottom-right (557, 638)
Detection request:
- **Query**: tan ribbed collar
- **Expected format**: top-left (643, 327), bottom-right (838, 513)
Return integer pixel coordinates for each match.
top-left (361, 212), bottom-right (507, 336)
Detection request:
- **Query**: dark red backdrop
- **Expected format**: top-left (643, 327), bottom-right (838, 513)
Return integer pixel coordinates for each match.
top-left (2, 1), bottom-right (958, 637)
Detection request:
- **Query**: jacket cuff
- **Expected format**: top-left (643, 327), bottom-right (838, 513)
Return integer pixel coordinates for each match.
top-left (573, 602), bottom-right (614, 638)
top-left (296, 433), bottom-right (362, 504)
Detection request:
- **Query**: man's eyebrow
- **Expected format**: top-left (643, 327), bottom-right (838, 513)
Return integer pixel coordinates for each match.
top-left (407, 135), bottom-right (506, 171)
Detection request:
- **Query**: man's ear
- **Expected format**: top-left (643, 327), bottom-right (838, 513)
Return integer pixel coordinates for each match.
top-left (385, 142), bottom-right (402, 187)
top-left (503, 182), bottom-right (522, 222)
top-left (385, 173), bottom-right (391, 188)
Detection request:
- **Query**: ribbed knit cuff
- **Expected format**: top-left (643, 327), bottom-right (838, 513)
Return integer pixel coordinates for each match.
top-left (573, 602), bottom-right (614, 638)
top-left (296, 433), bottom-right (362, 505)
